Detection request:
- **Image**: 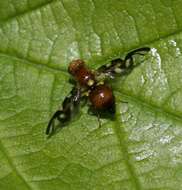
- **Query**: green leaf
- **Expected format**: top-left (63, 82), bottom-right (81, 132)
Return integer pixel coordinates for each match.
top-left (0, 0), bottom-right (182, 190)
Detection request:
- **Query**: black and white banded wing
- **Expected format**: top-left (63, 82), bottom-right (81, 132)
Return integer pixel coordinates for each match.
top-left (46, 86), bottom-right (81, 135)
top-left (95, 47), bottom-right (150, 81)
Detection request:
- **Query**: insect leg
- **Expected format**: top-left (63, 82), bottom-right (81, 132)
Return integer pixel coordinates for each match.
top-left (96, 111), bottom-right (101, 128)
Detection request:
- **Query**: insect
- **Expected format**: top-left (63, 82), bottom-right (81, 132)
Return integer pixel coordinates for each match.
top-left (46, 47), bottom-right (150, 135)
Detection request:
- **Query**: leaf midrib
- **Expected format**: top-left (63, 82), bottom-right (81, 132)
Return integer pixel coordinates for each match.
top-left (114, 114), bottom-right (141, 190)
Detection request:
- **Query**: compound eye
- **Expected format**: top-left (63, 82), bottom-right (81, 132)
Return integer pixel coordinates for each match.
top-left (68, 59), bottom-right (85, 75)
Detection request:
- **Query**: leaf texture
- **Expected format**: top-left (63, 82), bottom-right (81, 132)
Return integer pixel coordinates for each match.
top-left (0, 0), bottom-right (182, 190)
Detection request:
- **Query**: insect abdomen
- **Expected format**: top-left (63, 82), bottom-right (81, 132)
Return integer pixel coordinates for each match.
top-left (89, 84), bottom-right (115, 113)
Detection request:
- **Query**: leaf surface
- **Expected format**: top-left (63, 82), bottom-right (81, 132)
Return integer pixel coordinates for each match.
top-left (0, 0), bottom-right (182, 190)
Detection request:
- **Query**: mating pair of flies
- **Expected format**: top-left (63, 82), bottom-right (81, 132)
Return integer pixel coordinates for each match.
top-left (46, 47), bottom-right (150, 135)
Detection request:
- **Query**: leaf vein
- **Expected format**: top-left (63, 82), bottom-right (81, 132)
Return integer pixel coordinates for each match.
top-left (0, 0), bottom-right (57, 25)
top-left (0, 140), bottom-right (33, 190)
top-left (117, 91), bottom-right (182, 123)
top-left (113, 114), bottom-right (141, 190)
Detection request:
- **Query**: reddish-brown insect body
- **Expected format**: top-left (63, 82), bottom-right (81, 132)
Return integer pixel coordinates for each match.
top-left (89, 84), bottom-right (115, 111)
top-left (46, 47), bottom-right (150, 136)
top-left (68, 59), bottom-right (95, 87)
top-left (69, 60), bottom-right (115, 112)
